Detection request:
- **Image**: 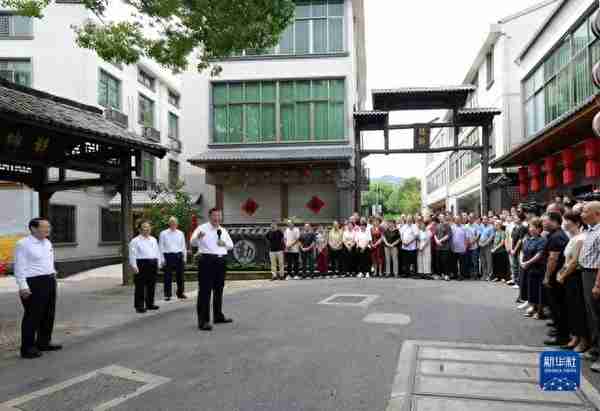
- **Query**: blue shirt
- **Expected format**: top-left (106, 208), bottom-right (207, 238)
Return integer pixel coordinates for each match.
top-left (479, 225), bottom-right (495, 245)
top-left (451, 225), bottom-right (468, 254)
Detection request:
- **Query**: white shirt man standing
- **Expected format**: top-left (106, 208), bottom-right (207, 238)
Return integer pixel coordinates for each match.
top-left (159, 216), bottom-right (188, 301)
top-left (284, 220), bottom-right (301, 279)
top-left (190, 208), bottom-right (234, 331)
top-left (13, 218), bottom-right (62, 358)
top-left (129, 221), bottom-right (163, 313)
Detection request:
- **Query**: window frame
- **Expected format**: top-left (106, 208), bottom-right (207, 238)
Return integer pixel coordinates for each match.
top-left (0, 12), bottom-right (33, 39)
top-left (0, 57), bottom-right (32, 87)
top-left (168, 159), bottom-right (180, 189)
top-left (168, 90), bottom-right (180, 108)
top-left (168, 112), bottom-right (179, 140)
top-left (141, 152), bottom-right (156, 182)
top-left (138, 68), bottom-right (156, 91)
top-left (138, 93), bottom-right (155, 127)
top-left (98, 69), bottom-right (122, 110)
top-left (485, 47), bottom-right (494, 89)
top-left (211, 77), bottom-right (346, 145)
top-left (99, 207), bottom-right (121, 245)
top-left (49, 204), bottom-right (77, 246)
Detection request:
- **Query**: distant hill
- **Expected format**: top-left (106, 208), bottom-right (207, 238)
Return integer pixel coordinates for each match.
top-left (370, 175), bottom-right (405, 186)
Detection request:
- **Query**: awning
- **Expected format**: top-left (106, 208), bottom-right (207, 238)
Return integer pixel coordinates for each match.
top-left (372, 85), bottom-right (475, 111)
top-left (354, 111), bottom-right (389, 131)
top-left (491, 93), bottom-right (600, 168)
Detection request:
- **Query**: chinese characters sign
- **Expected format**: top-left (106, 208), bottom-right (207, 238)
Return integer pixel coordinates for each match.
top-left (414, 127), bottom-right (431, 150)
top-left (539, 351), bottom-right (580, 391)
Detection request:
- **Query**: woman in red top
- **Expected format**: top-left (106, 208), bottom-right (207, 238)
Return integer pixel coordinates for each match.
top-left (370, 217), bottom-right (384, 276)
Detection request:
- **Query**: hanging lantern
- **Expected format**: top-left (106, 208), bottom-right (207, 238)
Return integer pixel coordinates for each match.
top-left (303, 168), bottom-right (311, 178)
top-left (562, 148), bottom-right (576, 185)
top-left (584, 138), bottom-right (600, 179)
top-left (529, 164), bottom-right (541, 193)
top-left (518, 167), bottom-right (529, 197)
top-left (544, 156), bottom-right (558, 189)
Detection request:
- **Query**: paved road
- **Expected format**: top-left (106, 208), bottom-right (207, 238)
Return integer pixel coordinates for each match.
top-left (0, 278), bottom-right (594, 410)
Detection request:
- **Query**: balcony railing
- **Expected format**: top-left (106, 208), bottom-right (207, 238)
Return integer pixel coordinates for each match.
top-left (142, 126), bottom-right (161, 142)
top-left (361, 166), bottom-right (370, 190)
top-left (132, 177), bottom-right (158, 192)
top-left (104, 107), bottom-right (129, 128)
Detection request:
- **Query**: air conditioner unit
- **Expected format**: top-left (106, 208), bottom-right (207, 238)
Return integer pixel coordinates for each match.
top-left (104, 108), bottom-right (128, 128)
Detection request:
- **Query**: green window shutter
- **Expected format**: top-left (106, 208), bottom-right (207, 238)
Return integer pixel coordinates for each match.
top-left (214, 106), bottom-right (228, 143)
top-left (213, 84), bottom-right (228, 105)
top-left (98, 76), bottom-right (108, 107)
top-left (261, 104), bottom-right (276, 141)
top-left (331, 79), bottom-right (344, 101)
top-left (296, 102), bottom-right (310, 140)
top-left (328, 0), bottom-right (344, 17)
top-left (295, 20), bottom-right (310, 54)
top-left (313, 19), bottom-right (327, 53)
top-left (230, 83), bottom-right (243, 103)
top-left (328, 18), bottom-right (343, 52)
top-left (229, 105), bottom-right (243, 143)
top-left (328, 102), bottom-right (344, 140)
top-left (245, 104), bottom-right (260, 142)
top-left (313, 79), bottom-right (328, 99)
top-left (281, 104), bottom-right (295, 141)
top-left (296, 80), bottom-right (310, 100)
top-left (280, 81), bottom-right (295, 102)
top-left (262, 82), bottom-right (276, 102)
top-left (314, 101), bottom-right (328, 140)
top-left (245, 82), bottom-right (259, 102)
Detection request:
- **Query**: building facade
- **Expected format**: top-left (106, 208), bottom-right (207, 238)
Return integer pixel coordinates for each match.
top-left (493, 0), bottom-right (600, 201)
top-left (182, 0), bottom-right (367, 225)
top-left (422, 1), bottom-right (559, 214)
top-left (0, 2), bottom-right (185, 273)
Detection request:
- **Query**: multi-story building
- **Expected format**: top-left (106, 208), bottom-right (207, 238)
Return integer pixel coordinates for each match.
top-left (422, 0), bottom-right (559, 214)
top-left (0, 2), bottom-right (185, 273)
top-left (182, 0), bottom-right (367, 225)
top-left (492, 0), bottom-right (600, 201)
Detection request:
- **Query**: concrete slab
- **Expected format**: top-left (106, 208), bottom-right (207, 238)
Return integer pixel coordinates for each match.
top-left (419, 359), bottom-right (538, 381)
top-left (418, 346), bottom-right (538, 366)
top-left (412, 396), bottom-right (588, 411)
top-left (363, 312), bottom-right (411, 325)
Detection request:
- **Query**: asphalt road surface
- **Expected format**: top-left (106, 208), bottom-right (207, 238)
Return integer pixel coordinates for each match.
top-left (0, 278), bottom-right (587, 411)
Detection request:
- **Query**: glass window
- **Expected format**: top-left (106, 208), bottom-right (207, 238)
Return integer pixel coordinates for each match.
top-left (486, 48), bottom-right (494, 85)
top-left (0, 59), bottom-right (32, 87)
top-left (168, 90), bottom-right (180, 107)
top-left (98, 70), bottom-right (121, 110)
top-left (329, 17), bottom-right (343, 52)
top-left (142, 153), bottom-right (155, 182)
top-left (168, 160), bottom-right (179, 189)
top-left (168, 112), bottom-right (179, 139)
top-left (138, 69), bottom-right (155, 90)
top-left (0, 14), bottom-right (33, 37)
top-left (313, 19), bottom-right (327, 53)
top-left (49, 205), bottom-right (76, 244)
top-left (100, 208), bottom-right (120, 243)
top-left (138, 94), bottom-right (154, 127)
top-left (295, 20), bottom-right (310, 54)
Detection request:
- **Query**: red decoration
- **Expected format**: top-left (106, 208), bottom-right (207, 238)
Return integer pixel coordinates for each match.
top-left (544, 156), bottom-right (558, 189)
top-left (518, 167), bottom-right (529, 197)
top-left (562, 148), bottom-right (576, 185)
top-left (303, 168), bottom-right (311, 178)
top-left (529, 164), bottom-right (541, 193)
top-left (584, 138), bottom-right (600, 179)
top-left (241, 198), bottom-right (259, 216)
top-left (306, 196), bottom-right (325, 214)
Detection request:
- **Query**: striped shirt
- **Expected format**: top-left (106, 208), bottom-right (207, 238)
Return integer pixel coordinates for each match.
top-left (579, 224), bottom-right (600, 270)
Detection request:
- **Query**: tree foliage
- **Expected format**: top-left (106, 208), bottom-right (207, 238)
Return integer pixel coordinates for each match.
top-left (363, 178), bottom-right (422, 216)
top-left (3, 0), bottom-right (295, 74)
top-left (141, 182), bottom-right (196, 238)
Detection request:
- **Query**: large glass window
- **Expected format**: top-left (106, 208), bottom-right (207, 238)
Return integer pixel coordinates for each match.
top-left (523, 7), bottom-right (600, 136)
top-left (49, 205), bottom-right (76, 244)
top-left (138, 94), bottom-right (154, 127)
top-left (168, 112), bottom-right (179, 139)
top-left (0, 59), bottom-right (31, 86)
top-left (233, 0), bottom-right (344, 57)
top-left (0, 13), bottom-right (33, 37)
top-left (100, 208), bottom-right (120, 243)
top-left (98, 70), bottom-right (121, 110)
top-left (212, 78), bottom-right (345, 144)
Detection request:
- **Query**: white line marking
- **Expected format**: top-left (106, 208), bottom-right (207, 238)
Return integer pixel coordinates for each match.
top-left (318, 293), bottom-right (379, 307)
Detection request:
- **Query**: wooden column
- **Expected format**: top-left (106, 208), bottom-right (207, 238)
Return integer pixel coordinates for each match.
top-left (216, 184), bottom-right (224, 209)
top-left (281, 183), bottom-right (289, 221)
top-left (37, 168), bottom-right (51, 218)
top-left (480, 123), bottom-right (491, 215)
top-left (120, 152), bottom-right (133, 286)
top-left (354, 127), bottom-right (361, 213)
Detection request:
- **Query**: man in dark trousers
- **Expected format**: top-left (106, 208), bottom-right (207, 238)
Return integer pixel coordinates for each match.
top-left (190, 208), bottom-right (234, 331)
top-left (13, 218), bottom-right (62, 359)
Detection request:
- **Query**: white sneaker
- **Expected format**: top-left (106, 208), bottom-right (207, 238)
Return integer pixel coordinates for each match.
top-left (512, 284), bottom-right (519, 289)
top-left (365, 273), bottom-right (370, 279)
top-left (526, 306), bottom-right (535, 315)
top-left (286, 276), bottom-right (291, 280)
top-left (357, 273), bottom-right (364, 278)
top-left (517, 301), bottom-right (529, 310)
top-left (293, 276), bottom-right (300, 280)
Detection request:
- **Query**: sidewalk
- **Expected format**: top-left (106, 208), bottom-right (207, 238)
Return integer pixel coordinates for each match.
top-left (0, 265), bottom-right (280, 361)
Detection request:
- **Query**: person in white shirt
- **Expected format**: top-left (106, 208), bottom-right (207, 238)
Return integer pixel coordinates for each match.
top-left (401, 216), bottom-right (419, 276)
top-left (190, 208), bottom-right (234, 331)
top-left (284, 220), bottom-right (301, 279)
top-left (355, 219), bottom-right (372, 278)
top-left (13, 218), bottom-right (62, 359)
top-left (129, 221), bottom-right (163, 313)
top-left (159, 216), bottom-right (187, 301)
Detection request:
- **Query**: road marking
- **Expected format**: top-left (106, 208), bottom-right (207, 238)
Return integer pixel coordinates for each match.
top-left (318, 293), bottom-right (379, 307)
top-left (387, 340), bottom-right (600, 411)
top-left (363, 312), bottom-right (411, 325)
top-left (0, 365), bottom-right (170, 411)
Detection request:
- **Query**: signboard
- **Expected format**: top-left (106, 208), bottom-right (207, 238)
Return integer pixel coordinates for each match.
top-left (539, 351), bottom-right (580, 391)
top-left (414, 127), bottom-right (431, 150)
top-left (233, 239), bottom-right (257, 265)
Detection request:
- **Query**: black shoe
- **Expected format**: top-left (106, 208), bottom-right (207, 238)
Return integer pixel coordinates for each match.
top-left (136, 308), bottom-right (147, 313)
top-left (544, 338), bottom-right (569, 346)
top-left (547, 329), bottom-right (559, 337)
top-left (198, 323), bottom-right (213, 331)
top-left (37, 343), bottom-right (62, 352)
top-left (214, 317), bottom-right (233, 324)
top-left (546, 321), bottom-right (556, 327)
top-left (165, 297), bottom-right (171, 301)
top-left (147, 305), bottom-right (160, 310)
top-left (21, 349), bottom-right (42, 359)
top-left (177, 294), bottom-right (188, 299)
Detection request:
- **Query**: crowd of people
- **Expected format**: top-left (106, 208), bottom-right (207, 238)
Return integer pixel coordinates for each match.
top-left (266, 197), bottom-right (600, 372)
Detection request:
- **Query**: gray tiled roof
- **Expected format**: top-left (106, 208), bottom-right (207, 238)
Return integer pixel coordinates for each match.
top-left (189, 145), bottom-right (353, 164)
top-left (0, 79), bottom-right (167, 157)
top-left (458, 107), bottom-right (502, 115)
top-left (353, 110), bottom-right (389, 117)
top-left (372, 85), bottom-right (476, 95)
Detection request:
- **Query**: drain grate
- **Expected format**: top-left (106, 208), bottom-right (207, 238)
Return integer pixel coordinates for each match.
top-left (318, 293), bottom-right (379, 307)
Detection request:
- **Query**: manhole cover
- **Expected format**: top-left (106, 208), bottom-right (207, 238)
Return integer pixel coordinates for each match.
top-left (318, 293), bottom-right (379, 307)
top-left (1, 365), bottom-right (170, 411)
top-left (387, 341), bottom-right (600, 411)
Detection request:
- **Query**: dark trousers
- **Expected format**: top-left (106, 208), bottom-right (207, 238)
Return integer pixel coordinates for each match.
top-left (583, 270), bottom-right (600, 350)
top-left (329, 248), bottom-right (342, 274)
top-left (437, 250), bottom-right (450, 275)
top-left (163, 252), bottom-right (185, 298)
top-left (285, 252), bottom-right (299, 277)
top-left (358, 248), bottom-right (371, 273)
top-left (134, 259), bottom-right (157, 310)
top-left (402, 249), bottom-right (417, 275)
top-left (564, 271), bottom-right (589, 338)
top-left (20, 275), bottom-right (56, 353)
top-left (469, 248), bottom-right (480, 278)
top-left (449, 252), bottom-right (458, 277)
top-left (343, 247), bottom-right (356, 276)
top-left (197, 254), bottom-right (226, 325)
top-left (545, 282), bottom-right (569, 339)
top-left (456, 252), bottom-right (469, 279)
top-left (301, 250), bottom-right (314, 278)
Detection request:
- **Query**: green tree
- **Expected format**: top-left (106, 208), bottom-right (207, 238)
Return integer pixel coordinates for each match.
top-left (3, 0), bottom-right (295, 74)
top-left (363, 182), bottom-right (395, 214)
top-left (384, 177), bottom-right (422, 215)
top-left (141, 182), bottom-right (196, 238)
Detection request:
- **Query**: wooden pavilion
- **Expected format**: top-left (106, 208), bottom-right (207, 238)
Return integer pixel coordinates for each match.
top-left (0, 78), bottom-right (167, 284)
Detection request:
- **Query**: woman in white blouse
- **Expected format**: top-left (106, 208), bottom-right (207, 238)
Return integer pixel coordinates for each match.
top-left (129, 221), bottom-right (163, 313)
top-left (417, 220), bottom-right (432, 277)
top-left (355, 219), bottom-right (372, 278)
top-left (342, 222), bottom-right (357, 277)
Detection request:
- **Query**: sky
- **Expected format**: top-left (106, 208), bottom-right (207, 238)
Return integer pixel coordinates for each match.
top-left (363, 0), bottom-right (553, 179)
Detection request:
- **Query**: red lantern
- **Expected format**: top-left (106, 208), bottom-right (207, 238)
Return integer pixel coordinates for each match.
top-left (306, 196), bottom-right (325, 214)
top-left (241, 198), bottom-right (259, 216)
top-left (518, 167), bottom-right (529, 197)
top-left (562, 148), bottom-right (576, 185)
top-left (584, 139), bottom-right (600, 179)
top-left (303, 168), bottom-right (311, 178)
top-left (529, 164), bottom-right (541, 193)
top-left (544, 156), bottom-right (558, 189)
